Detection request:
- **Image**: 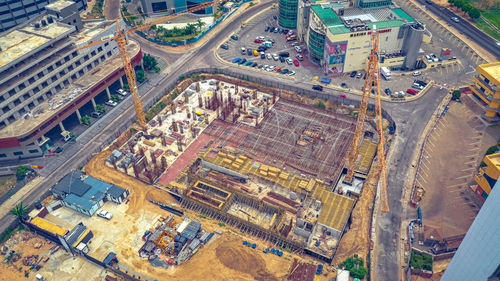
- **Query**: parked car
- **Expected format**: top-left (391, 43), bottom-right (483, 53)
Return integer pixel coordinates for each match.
top-left (384, 88), bottom-right (392, 95)
top-left (407, 88), bottom-right (418, 95)
top-left (287, 70), bottom-right (296, 76)
top-left (312, 85), bottom-right (323, 91)
top-left (296, 54), bottom-right (303, 61)
top-left (247, 48), bottom-right (253, 56)
top-left (274, 67), bottom-right (282, 72)
top-left (316, 264), bottom-right (324, 275)
top-left (260, 52), bottom-right (266, 59)
top-left (341, 83), bottom-right (348, 88)
top-left (356, 72), bottom-right (363, 79)
top-left (232, 58), bottom-right (241, 63)
top-left (274, 27), bottom-right (279, 33)
top-left (254, 38), bottom-right (262, 43)
top-left (339, 94), bottom-right (347, 98)
top-left (265, 26), bottom-right (270, 32)
top-left (272, 53), bottom-right (279, 61)
top-left (244, 60), bottom-right (253, 66)
top-left (412, 82), bottom-right (424, 90)
top-left (239, 58), bottom-right (247, 64)
top-left (220, 43), bottom-right (229, 50)
top-left (288, 30), bottom-right (294, 35)
top-left (286, 35), bottom-right (297, 41)
top-left (241, 47), bottom-right (246, 54)
top-left (91, 111), bottom-right (102, 118)
top-left (350, 71), bottom-right (357, 78)
top-left (279, 56), bottom-right (285, 63)
top-left (117, 89), bottom-right (127, 96)
top-left (280, 69), bottom-right (289, 74)
top-left (286, 58), bottom-right (293, 65)
top-left (231, 34), bottom-right (238, 40)
top-left (279, 52), bottom-right (289, 57)
top-left (251, 62), bottom-right (258, 67)
top-left (97, 210), bottom-right (113, 220)
top-left (142, 230), bottom-right (152, 241)
top-left (253, 50), bottom-right (259, 56)
top-left (294, 46), bottom-right (302, 53)
top-left (293, 59), bottom-right (299, 66)
top-left (413, 71), bottom-right (422, 76)
top-left (267, 53), bottom-right (272, 60)
top-left (105, 100), bottom-right (117, 107)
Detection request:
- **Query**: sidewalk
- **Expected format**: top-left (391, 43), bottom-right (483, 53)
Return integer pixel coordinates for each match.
top-left (0, 176), bottom-right (44, 219)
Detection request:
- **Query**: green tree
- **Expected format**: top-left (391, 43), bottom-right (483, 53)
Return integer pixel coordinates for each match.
top-left (80, 115), bottom-right (91, 125)
top-left (16, 165), bottom-right (28, 179)
top-left (462, 3), bottom-right (473, 13)
top-left (10, 203), bottom-right (28, 222)
top-left (468, 8), bottom-right (480, 19)
top-left (143, 54), bottom-right (159, 72)
top-left (96, 104), bottom-right (105, 113)
top-left (123, 84), bottom-right (130, 90)
top-left (196, 19), bottom-right (205, 31)
top-left (186, 23), bottom-right (197, 35)
top-left (121, 5), bottom-right (127, 12)
top-left (111, 94), bottom-right (121, 103)
top-left (451, 90), bottom-right (461, 100)
top-left (135, 69), bottom-right (146, 83)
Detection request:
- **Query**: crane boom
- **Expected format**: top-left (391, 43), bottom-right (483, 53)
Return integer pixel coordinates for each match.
top-left (77, 0), bottom-right (220, 130)
top-left (344, 27), bottom-right (390, 212)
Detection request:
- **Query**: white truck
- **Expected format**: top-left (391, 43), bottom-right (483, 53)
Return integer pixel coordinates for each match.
top-left (381, 67), bottom-right (391, 80)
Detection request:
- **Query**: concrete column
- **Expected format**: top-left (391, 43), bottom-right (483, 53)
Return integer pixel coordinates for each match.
top-left (141, 59), bottom-right (144, 70)
top-left (91, 98), bottom-right (97, 110)
top-left (119, 77), bottom-right (124, 88)
top-left (76, 108), bottom-right (82, 123)
top-left (106, 87), bottom-right (112, 100)
top-left (59, 122), bottom-right (65, 131)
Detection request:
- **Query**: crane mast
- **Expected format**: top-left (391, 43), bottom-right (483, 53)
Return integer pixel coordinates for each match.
top-left (344, 26), bottom-right (390, 212)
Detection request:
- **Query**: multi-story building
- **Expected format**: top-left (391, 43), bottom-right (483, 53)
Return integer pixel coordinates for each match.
top-left (441, 180), bottom-right (500, 281)
top-left (0, 1), bottom-right (142, 161)
top-left (279, 0), bottom-right (298, 29)
top-left (0, 0), bottom-right (86, 33)
top-left (473, 152), bottom-right (500, 202)
top-left (305, 5), bottom-right (424, 74)
top-left (139, 0), bottom-right (214, 16)
top-left (469, 62), bottom-right (500, 123)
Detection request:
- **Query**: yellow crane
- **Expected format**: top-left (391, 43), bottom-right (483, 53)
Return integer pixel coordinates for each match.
top-left (77, 1), bottom-right (219, 130)
top-left (344, 26), bottom-right (389, 212)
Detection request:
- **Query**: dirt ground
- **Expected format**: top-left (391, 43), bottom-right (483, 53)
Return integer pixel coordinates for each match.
top-left (0, 175), bottom-right (16, 198)
top-left (415, 95), bottom-right (500, 237)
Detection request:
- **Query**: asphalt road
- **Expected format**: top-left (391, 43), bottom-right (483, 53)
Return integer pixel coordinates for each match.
top-left (417, 0), bottom-right (500, 59)
top-left (0, 1), bottom-right (451, 280)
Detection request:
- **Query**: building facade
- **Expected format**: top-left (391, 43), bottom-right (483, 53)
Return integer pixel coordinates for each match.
top-left (0, 4), bottom-right (142, 161)
top-left (474, 152), bottom-right (500, 202)
top-left (469, 62), bottom-right (500, 123)
top-left (0, 0), bottom-right (86, 33)
top-left (279, 0), bottom-right (298, 29)
top-left (441, 180), bottom-right (500, 281)
top-left (140, 0), bottom-right (214, 16)
top-left (354, 0), bottom-right (392, 8)
top-left (305, 5), bottom-right (423, 74)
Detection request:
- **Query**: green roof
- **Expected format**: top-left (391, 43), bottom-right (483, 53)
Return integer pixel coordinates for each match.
top-left (392, 8), bottom-right (415, 23)
top-left (369, 20), bottom-right (406, 30)
top-left (311, 6), bottom-right (342, 27)
top-left (329, 25), bottom-right (351, 35)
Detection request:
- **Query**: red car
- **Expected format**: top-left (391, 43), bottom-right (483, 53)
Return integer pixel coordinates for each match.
top-left (254, 38), bottom-right (262, 43)
top-left (293, 59), bottom-right (299, 66)
top-left (406, 89), bottom-right (418, 95)
top-left (339, 94), bottom-right (347, 98)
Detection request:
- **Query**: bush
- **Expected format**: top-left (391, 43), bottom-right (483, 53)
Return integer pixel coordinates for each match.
top-left (316, 101), bottom-right (326, 109)
top-left (451, 90), bottom-right (461, 101)
top-left (410, 251), bottom-right (433, 271)
top-left (486, 145), bottom-right (499, 155)
top-left (341, 256), bottom-right (369, 279)
top-left (16, 165), bottom-right (28, 179)
top-left (135, 69), bottom-right (146, 84)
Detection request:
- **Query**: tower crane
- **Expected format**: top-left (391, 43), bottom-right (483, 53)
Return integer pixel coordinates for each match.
top-left (344, 26), bottom-right (389, 212)
top-left (77, 1), bottom-right (219, 130)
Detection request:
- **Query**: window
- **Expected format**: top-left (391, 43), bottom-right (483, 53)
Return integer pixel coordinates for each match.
top-left (64, 55), bottom-right (70, 62)
top-left (42, 81), bottom-right (48, 87)
top-left (47, 65), bottom-right (53, 72)
top-left (14, 99), bottom-right (21, 106)
top-left (0, 153), bottom-right (6, 158)
top-left (13, 151), bottom-right (23, 156)
top-left (29, 149), bottom-right (39, 154)
top-left (91, 50), bottom-right (96, 56)
top-left (23, 93), bottom-right (30, 100)
top-left (56, 61), bottom-right (62, 67)
top-left (83, 55), bottom-right (89, 61)
top-left (8, 89), bottom-right (15, 96)
top-left (104, 42), bottom-right (109, 47)
top-left (18, 83), bottom-right (26, 90)
top-left (72, 51), bottom-right (78, 57)
top-left (75, 60), bottom-right (81, 66)
top-left (28, 77), bottom-right (35, 84)
top-left (97, 46), bottom-right (103, 52)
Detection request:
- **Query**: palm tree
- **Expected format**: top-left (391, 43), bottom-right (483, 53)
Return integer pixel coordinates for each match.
top-left (196, 19), bottom-right (205, 32)
top-left (10, 203), bottom-right (28, 222)
top-left (186, 23), bottom-right (197, 35)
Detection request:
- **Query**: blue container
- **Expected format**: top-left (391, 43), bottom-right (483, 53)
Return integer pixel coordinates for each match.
top-left (243, 241), bottom-right (248, 245)
top-left (270, 248), bottom-right (276, 254)
top-left (252, 244), bottom-right (256, 249)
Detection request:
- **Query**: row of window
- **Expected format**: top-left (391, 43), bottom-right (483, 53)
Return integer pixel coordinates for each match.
top-left (0, 149), bottom-right (40, 158)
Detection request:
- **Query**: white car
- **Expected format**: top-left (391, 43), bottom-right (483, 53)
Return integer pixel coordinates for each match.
top-left (266, 53), bottom-right (272, 60)
top-left (272, 54), bottom-right (279, 61)
top-left (288, 30), bottom-right (294, 36)
top-left (287, 70), bottom-right (296, 76)
top-left (262, 64), bottom-right (269, 70)
top-left (117, 89), bottom-right (127, 96)
top-left (257, 36), bottom-right (265, 40)
top-left (286, 58), bottom-right (293, 65)
top-left (97, 210), bottom-right (113, 220)
top-left (294, 46), bottom-right (302, 53)
top-left (412, 71), bottom-right (422, 76)
top-left (266, 65), bottom-right (274, 71)
top-left (105, 100), bottom-right (117, 107)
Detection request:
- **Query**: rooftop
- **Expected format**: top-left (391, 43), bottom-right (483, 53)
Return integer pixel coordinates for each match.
top-left (486, 152), bottom-right (500, 166)
top-left (0, 40), bottom-right (140, 139)
top-left (312, 5), bottom-right (342, 27)
top-left (478, 62), bottom-right (500, 85)
top-left (46, 0), bottom-right (76, 10)
top-left (313, 187), bottom-right (355, 231)
top-left (0, 21), bottom-right (75, 72)
top-left (30, 216), bottom-right (68, 236)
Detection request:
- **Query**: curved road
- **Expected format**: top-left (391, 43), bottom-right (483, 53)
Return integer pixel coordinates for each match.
top-left (0, 1), bottom-right (449, 281)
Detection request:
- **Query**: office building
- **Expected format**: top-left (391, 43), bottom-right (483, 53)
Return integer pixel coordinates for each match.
top-left (140, 0), bottom-right (214, 16)
top-left (0, 2), bottom-right (142, 161)
top-left (0, 0), bottom-right (86, 33)
top-left (305, 5), bottom-right (424, 74)
top-left (473, 152), bottom-right (500, 202)
top-left (279, 0), bottom-right (298, 29)
top-left (441, 180), bottom-right (500, 281)
top-left (469, 62), bottom-right (500, 123)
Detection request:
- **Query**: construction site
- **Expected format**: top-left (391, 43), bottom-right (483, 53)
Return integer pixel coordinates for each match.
top-left (95, 74), bottom-right (384, 263)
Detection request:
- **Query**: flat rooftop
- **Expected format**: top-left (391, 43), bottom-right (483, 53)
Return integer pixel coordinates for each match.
top-left (478, 62), bottom-right (500, 85)
top-left (0, 41), bottom-right (140, 139)
top-left (486, 152), bottom-right (500, 167)
top-left (313, 187), bottom-right (354, 231)
top-left (0, 22), bottom-right (74, 71)
top-left (46, 0), bottom-right (75, 10)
